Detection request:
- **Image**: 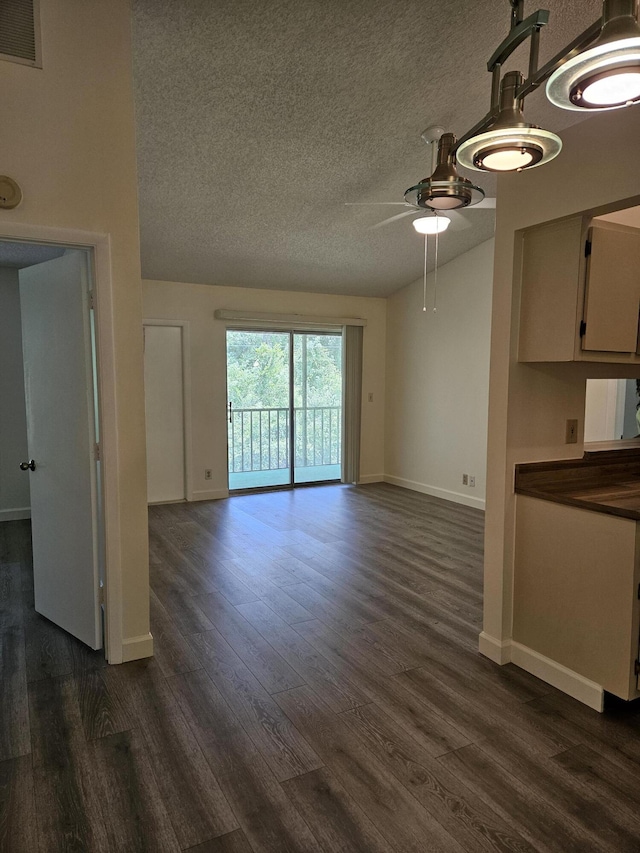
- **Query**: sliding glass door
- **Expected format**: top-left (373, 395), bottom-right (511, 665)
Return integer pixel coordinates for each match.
top-left (226, 331), bottom-right (291, 490)
top-left (226, 329), bottom-right (342, 491)
top-left (293, 333), bottom-right (342, 484)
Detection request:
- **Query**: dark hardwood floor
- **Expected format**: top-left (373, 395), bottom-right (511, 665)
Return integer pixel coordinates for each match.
top-left (3, 482), bottom-right (640, 850)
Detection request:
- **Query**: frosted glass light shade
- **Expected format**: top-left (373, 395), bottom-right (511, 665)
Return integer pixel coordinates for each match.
top-left (547, 36), bottom-right (640, 110)
top-left (477, 146), bottom-right (538, 171)
top-left (581, 68), bottom-right (640, 104)
top-left (456, 126), bottom-right (562, 172)
top-left (412, 216), bottom-right (450, 234)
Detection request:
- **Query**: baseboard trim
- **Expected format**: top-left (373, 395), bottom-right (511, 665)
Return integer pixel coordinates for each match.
top-left (478, 633), bottom-right (604, 711)
top-left (384, 475), bottom-right (485, 510)
top-left (191, 488), bottom-right (229, 501)
top-left (511, 641), bottom-right (604, 712)
top-left (478, 631), bottom-right (512, 665)
top-left (0, 507), bottom-right (31, 522)
top-left (358, 474), bottom-right (385, 484)
top-left (121, 632), bottom-right (154, 662)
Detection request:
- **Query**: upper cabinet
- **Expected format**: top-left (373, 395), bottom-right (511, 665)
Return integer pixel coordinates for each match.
top-left (518, 216), bottom-right (640, 363)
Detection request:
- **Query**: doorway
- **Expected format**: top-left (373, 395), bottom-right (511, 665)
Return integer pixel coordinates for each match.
top-left (0, 241), bottom-right (105, 651)
top-left (226, 329), bottom-right (343, 491)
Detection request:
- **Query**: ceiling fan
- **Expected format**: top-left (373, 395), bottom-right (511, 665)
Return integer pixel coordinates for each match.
top-left (346, 127), bottom-right (497, 313)
top-left (346, 126), bottom-right (496, 233)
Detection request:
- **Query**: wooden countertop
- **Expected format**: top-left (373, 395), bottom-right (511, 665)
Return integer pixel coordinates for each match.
top-left (583, 438), bottom-right (640, 458)
top-left (515, 448), bottom-right (640, 520)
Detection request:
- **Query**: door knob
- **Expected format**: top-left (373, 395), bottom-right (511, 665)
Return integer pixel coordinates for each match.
top-left (19, 459), bottom-right (36, 471)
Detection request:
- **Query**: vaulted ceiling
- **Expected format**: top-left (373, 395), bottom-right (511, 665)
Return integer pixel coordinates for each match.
top-left (132, 0), bottom-right (602, 297)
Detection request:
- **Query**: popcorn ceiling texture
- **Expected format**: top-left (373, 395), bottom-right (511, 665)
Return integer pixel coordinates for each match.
top-left (132, 0), bottom-right (600, 297)
top-left (0, 243), bottom-right (65, 268)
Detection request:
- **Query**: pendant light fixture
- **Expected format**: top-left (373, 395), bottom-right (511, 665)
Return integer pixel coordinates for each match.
top-left (547, 0), bottom-right (640, 110)
top-left (398, 0), bottom-right (640, 317)
top-left (439, 0), bottom-right (640, 177)
top-left (456, 71), bottom-right (562, 172)
top-left (404, 133), bottom-right (485, 210)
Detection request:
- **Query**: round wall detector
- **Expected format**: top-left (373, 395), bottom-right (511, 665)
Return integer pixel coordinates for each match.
top-left (0, 176), bottom-right (23, 209)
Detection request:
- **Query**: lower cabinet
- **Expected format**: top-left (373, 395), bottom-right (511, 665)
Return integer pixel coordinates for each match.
top-left (514, 495), bottom-right (640, 701)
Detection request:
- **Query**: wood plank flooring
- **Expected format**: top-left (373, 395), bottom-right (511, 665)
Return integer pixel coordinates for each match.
top-left (3, 482), bottom-right (640, 850)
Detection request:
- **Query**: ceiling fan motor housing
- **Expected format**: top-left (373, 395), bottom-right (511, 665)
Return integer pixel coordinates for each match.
top-left (406, 132), bottom-right (485, 211)
top-left (416, 182), bottom-right (472, 210)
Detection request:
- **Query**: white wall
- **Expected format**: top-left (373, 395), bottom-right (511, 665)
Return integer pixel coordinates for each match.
top-left (143, 280), bottom-right (387, 498)
top-left (0, 268), bottom-right (30, 519)
top-left (584, 379), bottom-right (622, 442)
top-left (385, 240), bottom-right (493, 509)
top-left (0, 0), bottom-right (150, 659)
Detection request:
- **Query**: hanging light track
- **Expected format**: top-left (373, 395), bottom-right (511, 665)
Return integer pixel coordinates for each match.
top-left (413, 0), bottom-right (640, 189)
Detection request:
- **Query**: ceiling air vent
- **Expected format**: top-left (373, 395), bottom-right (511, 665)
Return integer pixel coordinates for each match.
top-left (0, 0), bottom-right (41, 67)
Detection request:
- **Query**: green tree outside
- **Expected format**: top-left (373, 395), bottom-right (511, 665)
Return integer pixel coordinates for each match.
top-left (226, 331), bottom-right (343, 473)
top-left (226, 331), bottom-right (342, 409)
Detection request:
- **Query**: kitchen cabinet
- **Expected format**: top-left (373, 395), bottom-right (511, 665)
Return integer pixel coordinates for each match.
top-left (518, 216), bottom-right (640, 363)
top-left (514, 494), bottom-right (640, 701)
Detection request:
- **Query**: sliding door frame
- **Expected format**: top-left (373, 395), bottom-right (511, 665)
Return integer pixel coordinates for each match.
top-left (225, 326), bottom-right (343, 493)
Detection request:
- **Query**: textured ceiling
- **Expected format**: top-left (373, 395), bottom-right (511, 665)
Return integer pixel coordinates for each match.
top-left (132, 0), bottom-right (602, 297)
top-left (0, 242), bottom-right (65, 268)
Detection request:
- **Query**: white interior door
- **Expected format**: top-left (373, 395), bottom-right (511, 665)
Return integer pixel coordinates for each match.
top-left (19, 251), bottom-right (102, 649)
top-left (144, 324), bottom-right (186, 503)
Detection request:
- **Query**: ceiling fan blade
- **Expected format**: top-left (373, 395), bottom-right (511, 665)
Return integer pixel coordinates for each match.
top-left (473, 197), bottom-right (496, 209)
top-left (446, 211), bottom-right (473, 231)
top-left (370, 209), bottom-right (417, 230)
top-left (344, 202), bottom-right (412, 206)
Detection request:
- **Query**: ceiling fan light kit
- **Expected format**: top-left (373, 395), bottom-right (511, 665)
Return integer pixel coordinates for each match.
top-left (404, 132), bottom-right (485, 210)
top-left (412, 214), bottom-right (450, 234)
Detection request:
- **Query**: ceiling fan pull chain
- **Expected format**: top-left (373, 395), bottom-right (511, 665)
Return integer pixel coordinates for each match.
top-left (423, 234), bottom-right (428, 312)
top-left (433, 227), bottom-right (439, 313)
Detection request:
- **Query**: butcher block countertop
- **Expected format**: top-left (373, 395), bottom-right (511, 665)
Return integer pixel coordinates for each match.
top-left (515, 440), bottom-right (640, 520)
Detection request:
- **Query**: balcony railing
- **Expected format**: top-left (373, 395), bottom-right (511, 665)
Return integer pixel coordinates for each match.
top-left (228, 406), bottom-right (341, 473)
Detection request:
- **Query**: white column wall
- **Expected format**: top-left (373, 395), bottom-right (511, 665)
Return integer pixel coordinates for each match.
top-left (0, 0), bottom-right (150, 658)
top-left (483, 106), bottom-right (640, 658)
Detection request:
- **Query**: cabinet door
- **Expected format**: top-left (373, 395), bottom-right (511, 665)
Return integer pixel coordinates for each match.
top-left (518, 217), bottom-right (584, 362)
top-left (582, 224), bottom-right (640, 353)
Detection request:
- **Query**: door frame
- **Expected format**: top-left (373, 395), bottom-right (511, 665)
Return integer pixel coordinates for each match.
top-left (143, 318), bottom-right (193, 502)
top-left (0, 222), bottom-right (123, 663)
top-left (225, 326), bottom-right (344, 492)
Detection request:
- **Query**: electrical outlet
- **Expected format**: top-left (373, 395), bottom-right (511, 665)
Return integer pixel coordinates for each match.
top-left (204, 469), bottom-right (212, 480)
top-left (565, 419), bottom-right (578, 444)
top-left (469, 475), bottom-right (476, 487)
top-left (462, 474), bottom-right (469, 486)
top-left (368, 392), bottom-right (374, 402)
